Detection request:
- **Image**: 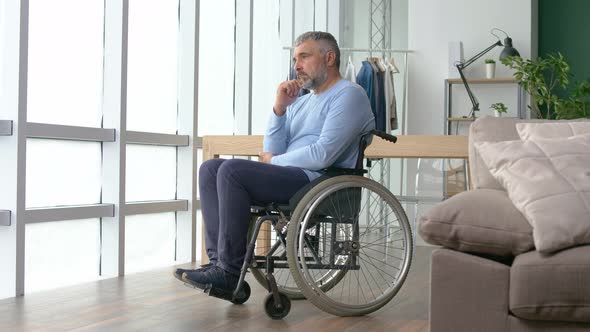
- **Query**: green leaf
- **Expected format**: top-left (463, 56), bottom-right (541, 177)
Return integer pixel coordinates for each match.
top-left (504, 52), bottom-right (589, 119)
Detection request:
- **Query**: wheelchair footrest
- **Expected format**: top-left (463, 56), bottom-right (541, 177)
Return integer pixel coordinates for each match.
top-left (182, 280), bottom-right (251, 304)
top-left (207, 286), bottom-right (237, 302)
top-left (183, 280), bottom-right (223, 297)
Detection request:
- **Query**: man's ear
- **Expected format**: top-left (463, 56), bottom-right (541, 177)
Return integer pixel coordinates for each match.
top-left (325, 50), bottom-right (336, 66)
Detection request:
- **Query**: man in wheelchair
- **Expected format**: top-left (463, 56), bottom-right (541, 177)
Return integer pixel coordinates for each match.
top-left (174, 31), bottom-right (375, 298)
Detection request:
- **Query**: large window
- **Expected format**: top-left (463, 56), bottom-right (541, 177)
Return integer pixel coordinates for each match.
top-left (6, 0), bottom-right (190, 294)
top-left (251, 1), bottom-right (282, 135)
top-left (26, 139), bottom-right (102, 208)
top-left (27, 0), bottom-right (104, 127)
top-left (197, 0), bottom-right (234, 136)
top-left (124, 0), bottom-right (183, 274)
top-left (127, 0), bottom-right (178, 134)
top-left (125, 213), bottom-right (176, 274)
top-left (2, 0), bottom-right (412, 298)
top-left (126, 145), bottom-right (177, 202)
top-left (24, 0), bottom-right (105, 292)
top-left (25, 219), bottom-right (100, 293)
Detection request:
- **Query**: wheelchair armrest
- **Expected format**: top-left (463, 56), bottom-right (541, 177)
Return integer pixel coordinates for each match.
top-left (370, 130), bottom-right (397, 143)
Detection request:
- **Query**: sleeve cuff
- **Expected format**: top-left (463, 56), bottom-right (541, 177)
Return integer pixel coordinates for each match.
top-left (269, 111), bottom-right (286, 126)
top-left (270, 155), bottom-right (284, 166)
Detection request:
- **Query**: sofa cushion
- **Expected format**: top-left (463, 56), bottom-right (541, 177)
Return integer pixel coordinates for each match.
top-left (476, 134), bottom-right (590, 253)
top-left (418, 189), bottom-right (534, 256)
top-left (517, 121), bottom-right (590, 140)
top-left (469, 117), bottom-right (522, 190)
top-left (510, 245), bottom-right (590, 323)
top-left (468, 117), bottom-right (590, 190)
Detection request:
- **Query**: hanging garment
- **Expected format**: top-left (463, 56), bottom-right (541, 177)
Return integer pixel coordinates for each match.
top-left (370, 58), bottom-right (386, 132)
top-left (387, 58), bottom-right (399, 130)
top-left (344, 56), bottom-right (356, 83)
top-left (389, 56), bottom-right (400, 74)
top-left (356, 61), bottom-right (376, 123)
top-left (382, 59), bottom-right (392, 132)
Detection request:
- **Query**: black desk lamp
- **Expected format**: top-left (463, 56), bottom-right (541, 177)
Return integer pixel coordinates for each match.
top-left (456, 28), bottom-right (520, 118)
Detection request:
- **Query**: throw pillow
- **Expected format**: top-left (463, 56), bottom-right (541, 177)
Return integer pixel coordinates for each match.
top-left (517, 121), bottom-right (590, 140)
top-left (418, 189), bottom-right (534, 256)
top-left (476, 134), bottom-right (590, 254)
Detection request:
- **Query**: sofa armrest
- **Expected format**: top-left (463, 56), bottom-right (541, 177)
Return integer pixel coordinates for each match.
top-left (430, 249), bottom-right (511, 332)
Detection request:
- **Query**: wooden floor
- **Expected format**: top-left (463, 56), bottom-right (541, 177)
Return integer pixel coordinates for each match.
top-left (0, 247), bottom-right (433, 332)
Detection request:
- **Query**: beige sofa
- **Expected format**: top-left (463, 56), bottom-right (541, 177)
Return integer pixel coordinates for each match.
top-left (419, 117), bottom-right (590, 332)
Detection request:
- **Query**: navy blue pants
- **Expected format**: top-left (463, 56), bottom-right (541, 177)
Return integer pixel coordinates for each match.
top-left (199, 158), bottom-right (310, 275)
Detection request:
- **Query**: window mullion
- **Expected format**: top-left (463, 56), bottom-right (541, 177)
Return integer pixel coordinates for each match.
top-left (12, 0), bottom-right (30, 298)
top-left (0, 211), bottom-right (10, 226)
top-left (126, 130), bottom-right (188, 146)
top-left (100, 0), bottom-right (129, 278)
top-left (176, 0), bottom-right (199, 263)
top-left (24, 204), bottom-right (115, 224)
top-left (0, 121), bottom-right (13, 136)
top-left (125, 200), bottom-right (188, 216)
top-left (26, 122), bottom-right (116, 142)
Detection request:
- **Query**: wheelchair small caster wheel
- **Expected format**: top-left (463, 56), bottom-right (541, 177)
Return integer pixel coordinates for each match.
top-left (264, 292), bottom-right (291, 319)
top-left (231, 281), bottom-right (251, 305)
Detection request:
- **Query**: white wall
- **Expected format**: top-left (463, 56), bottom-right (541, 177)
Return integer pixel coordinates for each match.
top-left (406, 1), bottom-right (533, 245)
top-left (408, 0), bottom-right (533, 134)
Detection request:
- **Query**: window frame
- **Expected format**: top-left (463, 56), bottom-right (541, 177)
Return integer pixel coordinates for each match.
top-left (0, 0), bottom-right (200, 296)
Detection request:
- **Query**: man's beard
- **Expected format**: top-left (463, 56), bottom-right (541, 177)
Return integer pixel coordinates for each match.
top-left (299, 68), bottom-right (328, 90)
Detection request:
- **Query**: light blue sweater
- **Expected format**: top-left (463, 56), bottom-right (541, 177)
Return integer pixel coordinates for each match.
top-left (263, 79), bottom-right (375, 181)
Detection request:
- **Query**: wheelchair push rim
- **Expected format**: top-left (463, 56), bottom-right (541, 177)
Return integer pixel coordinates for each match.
top-left (287, 175), bottom-right (413, 316)
top-left (248, 215), bottom-right (347, 299)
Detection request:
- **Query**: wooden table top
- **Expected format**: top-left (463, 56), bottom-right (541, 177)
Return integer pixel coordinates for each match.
top-left (202, 134), bottom-right (469, 160)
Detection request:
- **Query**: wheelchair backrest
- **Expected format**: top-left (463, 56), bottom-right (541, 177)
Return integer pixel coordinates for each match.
top-left (310, 185), bottom-right (362, 223)
top-left (287, 130), bottom-right (396, 213)
top-left (355, 132), bottom-right (373, 169)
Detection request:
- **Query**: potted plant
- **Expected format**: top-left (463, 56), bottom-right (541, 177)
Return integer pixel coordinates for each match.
top-left (490, 102), bottom-right (507, 117)
top-left (484, 58), bottom-right (496, 79)
top-left (502, 52), bottom-right (590, 119)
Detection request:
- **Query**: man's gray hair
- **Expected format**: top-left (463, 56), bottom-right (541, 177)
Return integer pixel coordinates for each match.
top-left (294, 31), bottom-right (341, 68)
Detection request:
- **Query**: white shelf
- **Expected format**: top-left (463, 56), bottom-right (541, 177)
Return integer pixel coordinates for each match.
top-left (444, 77), bottom-right (526, 135)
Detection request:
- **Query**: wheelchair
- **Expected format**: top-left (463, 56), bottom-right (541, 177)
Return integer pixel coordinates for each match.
top-left (208, 130), bottom-right (413, 319)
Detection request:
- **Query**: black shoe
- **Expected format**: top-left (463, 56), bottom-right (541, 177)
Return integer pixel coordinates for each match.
top-left (182, 266), bottom-right (238, 292)
top-left (173, 263), bottom-right (215, 281)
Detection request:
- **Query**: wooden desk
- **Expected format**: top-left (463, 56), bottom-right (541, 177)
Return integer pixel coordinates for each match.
top-left (202, 135), bottom-right (468, 160)
top-left (200, 134), bottom-right (469, 262)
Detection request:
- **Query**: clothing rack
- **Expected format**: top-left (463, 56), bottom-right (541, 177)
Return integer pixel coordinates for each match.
top-left (282, 46), bottom-right (413, 54)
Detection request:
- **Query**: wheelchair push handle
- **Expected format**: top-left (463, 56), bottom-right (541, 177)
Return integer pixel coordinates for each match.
top-left (370, 130), bottom-right (397, 143)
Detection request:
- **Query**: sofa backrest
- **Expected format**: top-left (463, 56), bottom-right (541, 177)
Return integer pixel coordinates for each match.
top-left (468, 116), bottom-right (589, 190)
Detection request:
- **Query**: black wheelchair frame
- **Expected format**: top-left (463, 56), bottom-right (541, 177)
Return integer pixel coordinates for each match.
top-left (211, 130), bottom-right (412, 319)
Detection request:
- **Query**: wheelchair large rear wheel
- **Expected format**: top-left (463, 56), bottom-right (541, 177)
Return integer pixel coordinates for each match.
top-left (286, 175), bottom-right (413, 316)
top-left (248, 219), bottom-right (347, 299)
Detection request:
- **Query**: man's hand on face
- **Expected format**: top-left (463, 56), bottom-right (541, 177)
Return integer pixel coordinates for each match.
top-left (273, 79), bottom-right (302, 116)
top-left (258, 152), bottom-right (274, 164)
